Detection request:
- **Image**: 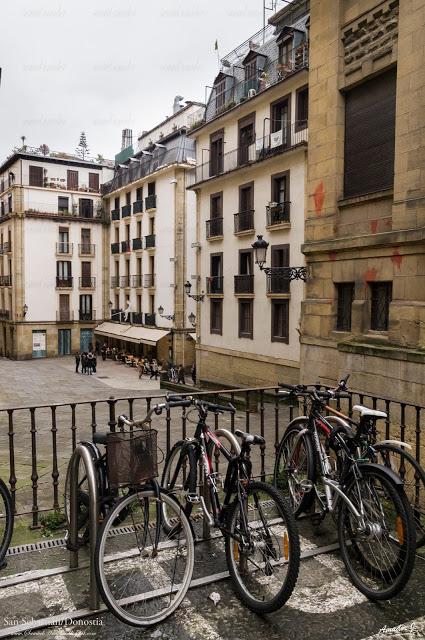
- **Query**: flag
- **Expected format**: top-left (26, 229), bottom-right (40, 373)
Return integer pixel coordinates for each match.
top-left (214, 40), bottom-right (218, 51)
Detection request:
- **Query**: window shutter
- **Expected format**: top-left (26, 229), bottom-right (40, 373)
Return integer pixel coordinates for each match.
top-left (29, 165), bottom-right (43, 187)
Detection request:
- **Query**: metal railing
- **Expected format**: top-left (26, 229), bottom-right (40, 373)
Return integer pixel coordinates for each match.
top-left (145, 234), bottom-right (156, 249)
top-left (121, 204), bottom-right (131, 218)
top-left (0, 385), bottom-right (422, 527)
top-left (132, 312), bottom-right (143, 324)
top-left (145, 194), bottom-right (157, 210)
top-left (111, 209), bottom-right (120, 221)
top-left (133, 200), bottom-right (143, 214)
top-left (266, 274), bottom-right (290, 294)
top-left (234, 274), bottom-right (254, 294)
top-left (144, 312), bottom-right (156, 326)
top-left (121, 240), bottom-right (130, 253)
top-left (207, 276), bottom-right (224, 294)
top-left (56, 276), bottom-right (73, 288)
top-left (144, 273), bottom-right (155, 288)
top-left (190, 124), bottom-right (308, 186)
top-left (79, 309), bottom-right (96, 321)
top-left (79, 276), bottom-right (96, 289)
top-left (266, 201), bottom-right (291, 226)
top-left (56, 242), bottom-right (73, 255)
top-left (0, 275), bottom-right (12, 286)
top-left (206, 217), bottom-right (223, 239)
top-left (132, 237), bottom-right (143, 250)
top-left (131, 274), bottom-right (142, 287)
top-left (120, 275), bottom-right (130, 288)
top-left (111, 242), bottom-right (120, 254)
top-left (110, 276), bottom-right (119, 288)
top-left (56, 309), bottom-right (74, 321)
top-left (234, 210), bottom-right (254, 233)
top-left (78, 243), bottom-right (95, 256)
top-left (0, 309), bottom-right (10, 319)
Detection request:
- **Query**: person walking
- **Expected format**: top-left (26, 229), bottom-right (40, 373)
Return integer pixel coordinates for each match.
top-left (95, 341), bottom-right (100, 356)
top-left (191, 363), bottom-right (196, 386)
top-left (101, 345), bottom-right (106, 361)
top-left (75, 352), bottom-right (80, 374)
top-left (81, 352), bottom-right (87, 375)
top-left (92, 354), bottom-right (97, 374)
top-left (138, 357), bottom-right (144, 379)
top-left (87, 351), bottom-right (94, 375)
top-left (150, 359), bottom-right (159, 380)
top-left (177, 364), bottom-right (185, 385)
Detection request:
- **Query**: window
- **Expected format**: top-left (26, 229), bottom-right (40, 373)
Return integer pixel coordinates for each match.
top-left (210, 130), bottom-right (224, 177)
top-left (67, 170), bottom-right (78, 190)
top-left (137, 220), bottom-right (142, 237)
top-left (239, 183), bottom-right (253, 212)
top-left (148, 182), bottom-right (155, 196)
top-left (271, 97), bottom-right (290, 135)
top-left (137, 294), bottom-right (142, 313)
top-left (114, 196), bottom-right (119, 210)
top-left (239, 250), bottom-right (253, 275)
top-left (370, 282), bottom-right (392, 331)
top-left (336, 283), bottom-right (354, 331)
top-left (272, 171), bottom-right (289, 204)
top-left (88, 172), bottom-right (99, 191)
top-left (210, 192), bottom-right (223, 219)
top-left (58, 228), bottom-right (69, 253)
top-left (79, 199), bottom-right (93, 218)
top-left (210, 299), bottom-right (223, 334)
top-left (344, 68), bottom-right (396, 198)
top-left (215, 79), bottom-right (226, 111)
top-left (136, 186), bottom-right (143, 200)
top-left (80, 294), bottom-right (92, 318)
top-left (115, 227), bottom-right (119, 243)
top-left (209, 253), bottom-right (223, 294)
top-left (296, 86), bottom-right (308, 131)
top-left (58, 196), bottom-right (69, 213)
top-left (29, 165), bottom-right (43, 187)
top-left (271, 299), bottom-right (289, 343)
top-left (268, 244), bottom-right (290, 294)
top-left (1, 202), bottom-right (4, 216)
top-left (7, 194), bottom-right (12, 213)
top-left (239, 300), bottom-right (253, 338)
top-left (126, 192), bottom-right (131, 206)
top-left (81, 262), bottom-right (92, 286)
top-left (238, 113), bottom-right (255, 166)
top-left (81, 228), bottom-right (91, 244)
top-left (278, 38), bottom-right (292, 66)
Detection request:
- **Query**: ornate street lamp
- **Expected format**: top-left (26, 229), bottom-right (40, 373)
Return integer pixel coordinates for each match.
top-left (158, 306), bottom-right (175, 321)
top-left (23, 304), bottom-right (28, 317)
top-left (188, 312), bottom-right (196, 327)
top-left (184, 280), bottom-right (205, 302)
top-left (251, 235), bottom-right (308, 281)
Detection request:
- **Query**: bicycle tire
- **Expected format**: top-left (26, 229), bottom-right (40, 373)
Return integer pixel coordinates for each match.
top-left (225, 481), bottom-right (300, 613)
top-left (0, 479), bottom-right (13, 566)
top-left (374, 443), bottom-right (425, 548)
top-left (95, 488), bottom-right (195, 627)
top-left (338, 465), bottom-right (416, 600)
top-left (161, 441), bottom-right (198, 533)
top-left (273, 422), bottom-right (316, 517)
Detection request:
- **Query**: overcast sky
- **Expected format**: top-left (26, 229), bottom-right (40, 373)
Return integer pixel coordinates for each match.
top-left (0, 0), bottom-right (290, 161)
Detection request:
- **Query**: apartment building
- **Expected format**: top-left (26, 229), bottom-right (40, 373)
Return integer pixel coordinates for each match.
top-left (97, 99), bottom-right (203, 366)
top-left (0, 147), bottom-right (113, 358)
top-left (188, 0), bottom-right (309, 387)
top-left (301, 0), bottom-right (425, 403)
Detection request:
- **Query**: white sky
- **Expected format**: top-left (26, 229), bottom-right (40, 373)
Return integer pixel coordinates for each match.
top-left (0, 0), bottom-right (290, 161)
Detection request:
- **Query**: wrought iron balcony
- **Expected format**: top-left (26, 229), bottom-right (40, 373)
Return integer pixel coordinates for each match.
top-left (56, 242), bottom-right (73, 255)
top-left (2, 242), bottom-right (11, 253)
top-left (78, 243), bottom-right (95, 256)
top-left (206, 217), bottom-right (223, 239)
top-left (133, 200), bottom-right (143, 214)
top-left (111, 276), bottom-right (119, 288)
top-left (266, 273), bottom-right (290, 294)
top-left (56, 276), bottom-right (73, 288)
top-left (121, 240), bottom-right (131, 253)
top-left (144, 313), bottom-right (156, 326)
top-left (120, 276), bottom-right (130, 288)
top-left (145, 194), bottom-right (157, 210)
top-left (79, 309), bottom-right (96, 321)
top-left (111, 308), bottom-right (122, 321)
top-left (0, 309), bottom-right (10, 320)
top-left (132, 237), bottom-right (143, 250)
top-left (0, 275), bottom-right (12, 287)
top-left (131, 275), bottom-right (142, 287)
top-left (56, 309), bottom-right (74, 321)
top-left (144, 274), bottom-right (155, 288)
top-left (121, 204), bottom-right (131, 218)
top-left (207, 276), bottom-right (224, 294)
top-left (145, 234), bottom-right (156, 249)
top-left (132, 312), bottom-right (143, 324)
top-left (111, 242), bottom-right (120, 254)
top-left (79, 276), bottom-right (96, 289)
top-left (234, 274), bottom-right (254, 294)
top-left (111, 209), bottom-right (120, 221)
top-left (266, 201), bottom-right (291, 226)
top-left (234, 210), bottom-right (254, 234)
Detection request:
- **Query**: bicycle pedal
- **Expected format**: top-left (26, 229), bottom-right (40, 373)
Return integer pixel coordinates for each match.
top-left (186, 494), bottom-right (201, 504)
top-left (299, 480), bottom-right (313, 493)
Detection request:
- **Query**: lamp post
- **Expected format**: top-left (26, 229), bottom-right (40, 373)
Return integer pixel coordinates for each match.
top-left (184, 280), bottom-right (205, 302)
top-left (23, 304), bottom-right (28, 318)
top-left (188, 312), bottom-right (196, 327)
top-left (157, 305), bottom-right (175, 321)
top-left (251, 235), bottom-right (308, 281)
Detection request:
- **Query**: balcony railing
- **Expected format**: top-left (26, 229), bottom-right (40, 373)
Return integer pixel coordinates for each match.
top-left (234, 210), bottom-right (254, 233)
top-left (79, 309), bottom-right (96, 321)
top-left (111, 242), bottom-right (120, 254)
top-left (266, 201), bottom-right (291, 226)
top-left (56, 242), bottom-right (73, 255)
top-left (234, 274), bottom-right (254, 294)
top-left (132, 312), bottom-right (143, 324)
top-left (121, 204), bottom-right (131, 218)
top-left (120, 276), bottom-right (130, 288)
top-left (111, 308), bottom-right (122, 321)
top-left (121, 240), bottom-right (130, 253)
top-left (56, 276), bottom-right (73, 288)
top-left (0, 309), bottom-right (10, 320)
top-left (56, 309), bottom-right (74, 321)
top-left (145, 234), bottom-right (156, 249)
top-left (131, 274), bottom-right (142, 287)
top-left (144, 274), bottom-right (155, 288)
top-left (2, 242), bottom-right (10, 253)
top-left (207, 276), bottom-right (224, 294)
top-left (144, 313), bottom-right (156, 326)
top-left (266, 274), bottom-right (290, 294)
top-left (132, 237), bottom-right (143, 250)
top-left (145, 194), bottom-right (157, 210)
top-left (79, 276), bottom-right (96, 289)
top-left (111, 276), bottom-right (119, 288)
top-left (79, 243), bottom-right (95, 256)
top-left (0, 275), bottom-right (12, 287)
top-left (190, 124), bottom-right (308, 186)
top-left (133, 200), bottom-right (143, 214)
top-left (111, 209), bottom-right (120, 221)
top-left (206, 217), bottom-right (223, 239)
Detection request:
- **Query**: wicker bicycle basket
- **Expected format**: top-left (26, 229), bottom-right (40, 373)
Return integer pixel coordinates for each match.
top-left (106, 428), bottom-right (158, 488)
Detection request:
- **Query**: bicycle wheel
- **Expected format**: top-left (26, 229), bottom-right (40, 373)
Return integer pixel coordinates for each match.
top-left (374, 443), bottom-right (425, 548)
top-left (273, 422), bottom-right (315, 517)
top-left (161, 441), bottom-right (197, 533)
top-left (338, 466), bottom-right (416, 600)
top-left (0, 479), bottom-right (13, 566)
top-left (225, 481), bottom-right (300, 613)
top-left (95, 488), bottom-right (195, 627)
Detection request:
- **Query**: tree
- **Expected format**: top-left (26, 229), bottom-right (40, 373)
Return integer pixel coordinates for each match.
top-left (75, 131), bottom-right (90, 160)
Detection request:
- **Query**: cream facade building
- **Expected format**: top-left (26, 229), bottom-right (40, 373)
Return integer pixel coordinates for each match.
top-left (0, 148), bottom-right (113, 358)
top-left (188, 1), bottom-right (309, 387)
top-left (98, 100), bottom-right (203, 367)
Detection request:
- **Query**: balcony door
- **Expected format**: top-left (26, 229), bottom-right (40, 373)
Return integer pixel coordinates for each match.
top-left (210, 130), bottom-right (224, 177)
top-left (59, 294), bottom-right (70, 321)
top-left (80, 294), bottom-right (92, 321)
top-left (270, 244), bottom-right (290, 294)
top-left (238, 113), bottom-right (255, 166)
top-left (270, 96), bottom-right (290, 146)
top-left (59, 229), bottom-right (69, 253)
top-left (81, 261), bottom-right (92, 287)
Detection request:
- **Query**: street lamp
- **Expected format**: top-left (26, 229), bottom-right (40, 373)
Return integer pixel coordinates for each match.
top-left (188, 312), bottom-right (196, 327)
top-left (158, 305), bottom-right (175, 321)
top-left (23, 304), bottom-right (28, 317)
top-left (184, 280), bottom-right (205, 302)
top-left (251, 235), bottom-right (308, 281)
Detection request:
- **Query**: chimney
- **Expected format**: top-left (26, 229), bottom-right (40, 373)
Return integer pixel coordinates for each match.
top-left (121, 128), bottom-right (133, 150)
top-left (173, 96), bottom-right (184, 114)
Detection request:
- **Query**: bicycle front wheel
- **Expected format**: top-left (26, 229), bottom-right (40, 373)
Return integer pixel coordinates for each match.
top-left (225, 481), bottom-right (300, 613)
top-left (0, 479), bottom-right (13, 565)
top-left (338, 466), bottom-right (416, 600)
top-left (95, 489), bottom-right (194, 627)
top-left (161, 441), bottom-right (198, 533)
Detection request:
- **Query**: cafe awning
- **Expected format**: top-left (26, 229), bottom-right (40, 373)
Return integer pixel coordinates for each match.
top-left (94, 322), bottom-right (170, 346)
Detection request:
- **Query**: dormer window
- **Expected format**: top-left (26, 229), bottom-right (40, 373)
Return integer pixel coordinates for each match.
top-left (215, 79), bottom-right (226, 110)
top-left (278, 38), bottom-right (293, 67)
top-left (242, 50), bottom-right (267, 95)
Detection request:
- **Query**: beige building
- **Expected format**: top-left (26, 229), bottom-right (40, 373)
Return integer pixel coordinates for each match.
top-left (188, 1), bottom-right (309, 387)
top-left (0, 147), bottom-right (113, 359)
top-left (301, 0), bottom-right (425, 403)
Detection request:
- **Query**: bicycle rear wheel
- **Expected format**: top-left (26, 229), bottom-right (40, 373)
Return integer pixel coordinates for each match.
top-left (338, 466), bottom-right (416, 600)
top-left (0, 479), bottom-right (13, 566)
top-left (225, 481), bottom-right (300, 613)
top-left (161, 441), bottom-right (197, 533)
top-left (95, 488), bottom-right (194, 627)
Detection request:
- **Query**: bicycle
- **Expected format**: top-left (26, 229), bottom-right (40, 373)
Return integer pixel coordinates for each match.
top-left (161, 395), bottom-right (300, 613)
top-left (273, 382), bottom-right (416, 600)
top-left (0, 478), bottom-right (13, 569)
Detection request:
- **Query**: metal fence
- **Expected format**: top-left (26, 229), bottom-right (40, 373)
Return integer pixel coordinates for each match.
top-left (0, 386), bottom-right (423, 527)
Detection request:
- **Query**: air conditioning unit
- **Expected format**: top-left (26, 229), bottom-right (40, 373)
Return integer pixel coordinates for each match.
top-left (248, 88), bottom-right (257, 98)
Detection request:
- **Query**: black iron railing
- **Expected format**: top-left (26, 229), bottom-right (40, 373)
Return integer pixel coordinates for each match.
top-left (121, 204), bottom-right (131, 218)
top-left (78, 243), bottom-right (95, 256)
top-left (111, 242), bottom-right (120, 254)
top-left (266, 201), bottom-right (291, 226)
top-left (111, 209), bottom-right (120, 221)
top-left (145, 234), bottom-right (156, 249)
top-left (79, 310), bottom-right (95, 321)
top-left (120, 276), bottom-right (130, 288)
top-left (266, 273), bottom-right (290, 294)
top-left (0, 275), bottom-right (12, 287)
top-left (132, 237), bottom-right (143, 250)
top-left (132, 312), bottom-right (143, 324)
top-left (206, 218), bottom-right (223, 239)
top-left (56, 276), bottom-right (73, 288)
top-left (79, 276), bottom-right (96, 289)
top-left (110, 276), bottom-right (119, 288)
top-left (207, 276), bottom-right (224, 294)
top-left (145, 194), bottom-right (157, 210)
top-left (131, 275), bottom-right (142, 287)
top-left (56, 242), bottom-right (73, 254)
top-left (234, 210), bottom-right (254, 233)
top-left (144, 274), bottom-right (155, 287)
top-left (144, 313), bottom-right (156, 326)
top-left (121, 240), bottom-right (130, 253)
top-left (0, 309), bottom-right (10, 319)
top-left (234, 274), bottom-right (254, 294)
top-left (133, 200), bottom-right (143, 214)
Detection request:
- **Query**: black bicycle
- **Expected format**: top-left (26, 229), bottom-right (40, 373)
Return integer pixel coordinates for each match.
top-left (0, 478), bottom-right (13, 568)
top-left (161, 395), bottom-right (300, 613)
top-left (274, 383), bottom-right (416, 600)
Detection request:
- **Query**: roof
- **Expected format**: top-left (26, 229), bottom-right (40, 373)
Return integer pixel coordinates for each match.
top-left (0, 149), bottom-right (113, 174)
top-left (94, 322), bottom-right (170, 346)
top-left (137, 101), bottom-right (205, 142)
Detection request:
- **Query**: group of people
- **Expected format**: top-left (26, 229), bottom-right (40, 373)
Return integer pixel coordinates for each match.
top-left (137, 357), bottom-right (160, 380)
top-left (75, 351), bottom-right (97, 375)
top-left (168, 362), bottom-right (196, 386)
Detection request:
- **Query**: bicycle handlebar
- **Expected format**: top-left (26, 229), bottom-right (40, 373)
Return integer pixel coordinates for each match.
top-left (278, 382), bottom-right (350, 402)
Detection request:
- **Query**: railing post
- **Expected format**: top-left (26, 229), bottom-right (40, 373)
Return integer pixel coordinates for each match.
top-left (7, 410), bottom-right (16, 513)
top-left (259, 390), bottom-right (265, 481)
top-left (51, 406), bottom-right (59, 511)
top-left (29, 408), bottom-right (40, 529)
top-left (108, 396), bottom-right (117, 432)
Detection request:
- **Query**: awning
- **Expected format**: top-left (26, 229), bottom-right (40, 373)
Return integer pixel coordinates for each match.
top-left (94, 322), bottom-right (170, 347)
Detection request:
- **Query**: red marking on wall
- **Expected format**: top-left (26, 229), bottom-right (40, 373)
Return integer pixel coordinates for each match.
top-left (391, 249), bottom-right (403, 271)
top-left (370, 219), bottom-right (378, 234)
top-left (363, 267), bottom-right (378, 285)
top-left (328, 251), bottom-right (337, 261)
top-left (313, 181), bottom-right (325, 215)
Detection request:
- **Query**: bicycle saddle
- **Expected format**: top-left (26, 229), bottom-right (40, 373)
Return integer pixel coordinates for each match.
top-left (352, 405), bottom-right (387, 419)
top-left (93, 432), bottom-right (108, 445)
top-left (235, 429), bottom-right (265, 445)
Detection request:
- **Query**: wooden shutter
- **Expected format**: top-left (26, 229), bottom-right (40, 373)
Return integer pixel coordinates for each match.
top-left (29, 165), bottom-right (43, 187)
top-left (67, 170), bottom-right (79, 190)
top-left (88, 172), bottom-right (99, 191)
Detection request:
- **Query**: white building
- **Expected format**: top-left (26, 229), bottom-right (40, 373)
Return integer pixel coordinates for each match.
top-left (0, 147), bottom-right (113, 358)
